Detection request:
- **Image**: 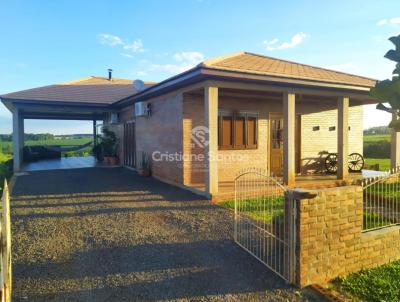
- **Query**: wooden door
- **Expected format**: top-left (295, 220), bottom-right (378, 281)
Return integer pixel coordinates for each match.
top-left (269, 114), bottom-right (301, 175)
top-left (123, 122), bottom-right (136, 167)
top-left (270, 114), bottom-right (283, 175)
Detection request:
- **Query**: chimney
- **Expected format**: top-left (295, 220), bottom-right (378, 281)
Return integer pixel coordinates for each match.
top-left (108, 69), bottom-right (113, 81)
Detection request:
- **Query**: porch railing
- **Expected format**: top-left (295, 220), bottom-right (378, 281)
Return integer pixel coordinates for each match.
top-left (362, 168), bottom-right (400, 231)
top-left (0, 180), bottom-right (12, 302)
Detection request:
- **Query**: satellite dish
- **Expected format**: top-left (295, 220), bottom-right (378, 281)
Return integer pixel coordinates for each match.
top-left (133, 79), bottom-right (145, 91)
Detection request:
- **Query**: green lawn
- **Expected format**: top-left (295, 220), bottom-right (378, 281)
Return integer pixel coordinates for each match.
top-left (364, 158), bottom-right (390, 171)
top-left (333, 259), bottom-right (400, 302)
top-left (364, 134), bottom-right (390, 143)
top-left (219, 196), bottom-right (285, 225)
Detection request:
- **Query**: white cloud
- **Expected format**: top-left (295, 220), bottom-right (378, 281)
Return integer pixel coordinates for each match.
top-left (136, 70), bottom-right (147, 77)
top-left (150, 51), bottom-right (205, 74)
top-left (120, 53), bottom-right (134, 58)
top-left (264, 32), bottom-right (308, 51)
top-left (98, 34), bottom-right (144, 56)
top-left (325, 62), bottom-right (359, 74)
top-left (123, 40), bottom-right (144, 53)
top-left (173, 51), bottom-right (204, 64)
top-left (377, 17), bottom-right (400, 26)
top-left (98, 34), bottom-right (124, 46)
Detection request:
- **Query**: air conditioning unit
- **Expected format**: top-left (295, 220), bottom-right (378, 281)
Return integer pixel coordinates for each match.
top-left (135, 102), bottom-right (151, 117)
top-left (110, 113), bottom-right (119, 124)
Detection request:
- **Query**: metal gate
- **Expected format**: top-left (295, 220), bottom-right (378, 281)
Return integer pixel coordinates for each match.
top-left (234, 168), bottom-right (296, 283)
top-left (123, 121), bottom-right (136, 167)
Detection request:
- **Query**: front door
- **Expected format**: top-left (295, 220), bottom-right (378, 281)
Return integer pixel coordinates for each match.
top-left (270, 114), bottom-right (284, 175)
top-left (269, 114), bottom-right (301, 175)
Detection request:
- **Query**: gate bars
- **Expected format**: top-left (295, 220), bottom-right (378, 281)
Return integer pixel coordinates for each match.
top-left (234, 168), bottom-right (296, 283)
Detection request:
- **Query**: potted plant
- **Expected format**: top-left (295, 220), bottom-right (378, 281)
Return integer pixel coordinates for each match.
top-left (137, 151), bottom-right (151, 176)
top-left (92, 143), bottom-right (104, 162)
top-left (93, 127), bottom-right (118, 165)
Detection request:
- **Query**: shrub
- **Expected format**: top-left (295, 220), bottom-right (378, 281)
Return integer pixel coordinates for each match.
top-left (363, 141), bottom-right (390, 158)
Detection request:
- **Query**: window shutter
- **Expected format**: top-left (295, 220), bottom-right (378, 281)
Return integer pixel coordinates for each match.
top-left (234, 114), bottom-right (246, 148)
top-left (247, 116), bottom-right (257, 148)
top-left (221, 116), bottom-right (233, 148)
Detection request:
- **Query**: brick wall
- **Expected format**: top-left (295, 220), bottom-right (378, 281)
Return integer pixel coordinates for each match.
top-left (182, 93), bottom-right (273, 187)
top-left (115, 94), bottom-right (184, 185)
top-left (295, 185), bottom-right (400, 287)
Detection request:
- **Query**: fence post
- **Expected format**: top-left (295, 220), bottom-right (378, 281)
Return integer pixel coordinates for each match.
top-left (284, 190), bottom-right (297, 284)
top-left (1, 180), bottom-right (11, 302)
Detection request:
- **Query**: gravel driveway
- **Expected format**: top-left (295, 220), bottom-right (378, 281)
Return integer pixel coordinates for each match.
top-left (11, 167), bottom-right (309, 301)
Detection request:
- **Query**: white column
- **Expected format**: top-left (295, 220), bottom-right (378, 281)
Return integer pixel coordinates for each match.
top-left (12, 107), bottom-right (24, 172)
top-left (204, 86), bottom-right (219, 197)
top-left (283, 92), bottom-right (296, 186)
top-left (391, 112), bottom-right (400, 169)
top-left (337, 96), bottom-right (349, 179)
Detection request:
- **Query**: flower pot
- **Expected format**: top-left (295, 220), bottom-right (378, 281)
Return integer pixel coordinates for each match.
top-left (138, 169), bottom-right (151, 177)
top-left (109, 157), bottom-right (118, 165)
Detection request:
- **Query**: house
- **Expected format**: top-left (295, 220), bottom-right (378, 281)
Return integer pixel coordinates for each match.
top-left (1, 52), bottom-right (381, 200)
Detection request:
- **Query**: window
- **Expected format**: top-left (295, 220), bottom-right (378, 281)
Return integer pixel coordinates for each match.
top-left (271, 118), bottom-right (283, 149)
top-left (218, 110), bottom-right (258, 149)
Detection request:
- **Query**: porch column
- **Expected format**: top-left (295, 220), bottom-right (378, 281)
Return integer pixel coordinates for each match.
top-left (12, 107), bottom-right (24, 172)
top-left (204, 85), bottom-right (219, 197)
top-left (283, 91), bottom-right (296, 186)
top-left (390, 111), bottom-right (400, 169)
top-left (337, 96), bottom-right (349, 180)
top-left (93, 120), bottom-right (97, 147)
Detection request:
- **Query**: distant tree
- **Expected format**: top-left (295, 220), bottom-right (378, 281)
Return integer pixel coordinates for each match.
top-left (363, 126), bottom-right (390, 135)
top-left (371, 34), bottom-right (400, 130)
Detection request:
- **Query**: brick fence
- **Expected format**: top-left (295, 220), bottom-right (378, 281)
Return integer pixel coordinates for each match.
top-left (293, 185), bottom-right (400, 287)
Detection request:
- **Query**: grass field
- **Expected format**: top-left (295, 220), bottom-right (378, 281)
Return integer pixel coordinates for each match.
top-left (333, 259), bottom-right (400, 302)
top-left (363, 134), bottom-right (391, 171)
top-left (364, 158), bottom-right (390, 171)
top-left (364, 134), bottom-right (390, 143)
top-left (0, 137), bottom-right (92, 149)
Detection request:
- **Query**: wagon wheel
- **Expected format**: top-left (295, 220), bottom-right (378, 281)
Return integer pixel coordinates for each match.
top-left (325, 153), bottom-right (338, 174)
top-left (348, 152), bottom-right (364, 172)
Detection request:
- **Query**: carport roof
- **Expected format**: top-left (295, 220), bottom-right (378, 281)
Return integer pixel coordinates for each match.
top-left (0, 76), bottom-right (155, 106)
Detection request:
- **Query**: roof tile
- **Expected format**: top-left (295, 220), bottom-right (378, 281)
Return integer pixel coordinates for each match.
top-left (202, 52), bottom-right (376, 87)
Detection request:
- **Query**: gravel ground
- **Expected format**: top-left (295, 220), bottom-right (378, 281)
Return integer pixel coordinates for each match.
top-left (11, 167), bottom-right (309, 301)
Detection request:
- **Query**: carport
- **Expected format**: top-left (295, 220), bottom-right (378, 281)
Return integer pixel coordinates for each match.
top-left (0, 76), bottom-right (137, 171)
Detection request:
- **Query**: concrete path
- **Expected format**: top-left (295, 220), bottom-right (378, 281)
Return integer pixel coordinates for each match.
top-left (11, 167), bottom-right (308, 301)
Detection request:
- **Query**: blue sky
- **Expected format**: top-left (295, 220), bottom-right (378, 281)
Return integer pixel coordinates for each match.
top-left (0, 0), bottom-right (399, 134)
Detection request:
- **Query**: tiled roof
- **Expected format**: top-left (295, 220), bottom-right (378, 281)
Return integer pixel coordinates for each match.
top-left (1, 77), bottom-right (155, 105)
top-left (200, 52), bottom-right (376, 88)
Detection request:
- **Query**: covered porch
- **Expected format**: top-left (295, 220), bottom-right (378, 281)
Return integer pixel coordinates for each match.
top-left (183, 80), bottom-right (389, 200)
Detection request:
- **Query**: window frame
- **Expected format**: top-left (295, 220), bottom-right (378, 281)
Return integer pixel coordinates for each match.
top-left (218, 109), bottom-right (259, 150)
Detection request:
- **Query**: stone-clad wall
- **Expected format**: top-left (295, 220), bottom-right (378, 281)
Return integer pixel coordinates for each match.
top-left (295, 185), bottom-right (400, 287)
